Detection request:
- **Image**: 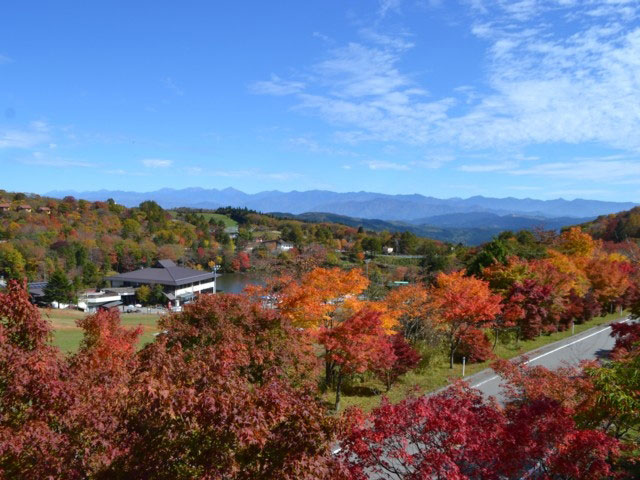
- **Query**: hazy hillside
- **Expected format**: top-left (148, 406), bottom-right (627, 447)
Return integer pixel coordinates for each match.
top-left (271, 211), bottom-right (592, 245)
top-left (47, 188), bottom-right (636, 222)
top-left (581, 206), bottom-right (640, 242)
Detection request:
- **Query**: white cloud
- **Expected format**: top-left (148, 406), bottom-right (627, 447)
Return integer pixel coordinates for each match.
top-left (0, 123), bottom-right (50, 149)
top-left (105, 169), bottom-right (149, 176)
top-left (413, 153), bottom-right (456, 169)
top-left (507, 158), bottom-right (640, 181)
top-left (458, 161), bottom-right (517, 172)
top-left (252, 2), bottom-right (640, 157)
top-left (249, 74), bottom-right (305, 96)
top-left (142, 158), bottom-right (173, 168)
top-left (21, 152), bottom-right (94, 168)
top-left (378, 0), bottom-right (402, 17)
top-left (163, 77), bottom-right (184, 96)
top-left (185, 166), bottom-right (302, 181)
top-left (365, 160), bottom-right (410, 170)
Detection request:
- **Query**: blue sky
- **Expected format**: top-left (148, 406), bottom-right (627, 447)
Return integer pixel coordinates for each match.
top-left (1, 0), bottom-right (640, 201)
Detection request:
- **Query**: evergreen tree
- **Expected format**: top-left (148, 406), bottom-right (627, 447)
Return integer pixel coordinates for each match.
top-left (44, 270), bottom-right (75, 304)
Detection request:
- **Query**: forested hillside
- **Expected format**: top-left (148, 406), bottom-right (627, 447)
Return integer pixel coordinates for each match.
top-left (582, 206), bottom-right (640, 242)
top-left (0, 190), bottom-right (460, 287)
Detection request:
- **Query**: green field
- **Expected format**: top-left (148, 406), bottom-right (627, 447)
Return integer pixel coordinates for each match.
top-left (323, 310), bottom-right (628, 411)
top-left (46, 306), bottom-right (627, 411)
top-left (43, 308), bottom-right (162, 353)
top-left (168, 210), bottom-right (237, 227)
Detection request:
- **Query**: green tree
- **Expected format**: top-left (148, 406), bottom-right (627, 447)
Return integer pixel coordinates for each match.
top-left (82, 262), bottom-right (100, 287)
top-left (136, 285), bottom-right (151, 305)
top-left (150, 284), bottom-right (166, 305)
top-left (398, 231), bottom-right (418, 254)
top-left (0, 244), bottom-right (27, 280)
top-left (122, 218), bottom-right (142, 239)
top-left (44, 269), bottom-right (75, 304)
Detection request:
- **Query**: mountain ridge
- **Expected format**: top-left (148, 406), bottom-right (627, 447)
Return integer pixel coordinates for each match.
top-left (270, 211), bottom-right (595, 245)
top-left (45, 187), bottom-right (637, 221)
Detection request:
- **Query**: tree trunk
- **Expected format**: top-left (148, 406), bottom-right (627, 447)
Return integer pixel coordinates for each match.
top-left (449, 334), bottom-right (460, 369)
top-left (334, 372), bottom-right (343, 412)
top-left (324, 354), bottom-right (333, 388)
top-left (493, 326), bottom-right (499, 350)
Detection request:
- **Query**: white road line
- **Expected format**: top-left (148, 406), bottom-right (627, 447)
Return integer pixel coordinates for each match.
top-left (470, 318), bottom-right (629, 389)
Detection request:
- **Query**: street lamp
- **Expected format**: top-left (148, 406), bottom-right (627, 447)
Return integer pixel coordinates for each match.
top-left (213, 265), bottom-right (220, 294)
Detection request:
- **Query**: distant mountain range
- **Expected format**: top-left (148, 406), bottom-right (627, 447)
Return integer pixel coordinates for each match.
top-left (271, 211), bottom-right (595, 245)
top-left (46, 187), bottom-right (637, 221)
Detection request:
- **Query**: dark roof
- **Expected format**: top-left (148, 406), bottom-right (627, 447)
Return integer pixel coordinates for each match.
top-left (106, 260), bottom-right (215, 287)
top-left (100, 300), bottom-right (123, 309)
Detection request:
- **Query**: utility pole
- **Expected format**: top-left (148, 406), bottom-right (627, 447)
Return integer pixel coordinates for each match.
top-left (462, 357), bottom-right (466, 377)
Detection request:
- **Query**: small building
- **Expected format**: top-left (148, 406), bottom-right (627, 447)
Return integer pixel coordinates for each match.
top-left (18, 204), bottom-right (32, 213)
top-left (37, 206), bottom-right (51, 214)
top-left (27, 282), bottom-right (48, 305)
top-left (77, 287), bottom-right (136, 312)
top-left (278, 241), bottom-right (294, 252)
top-left (106, 259), bottom-right (217, 307)
top-left (262, 240), bottom-right (295, 253)
top-left (0, 203), bottom-right (11, 212)
top-left (224, 225), bottom-right (239, 239)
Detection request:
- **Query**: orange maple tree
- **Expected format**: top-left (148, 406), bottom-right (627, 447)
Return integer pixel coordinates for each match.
top-left (429, 271), bottom-right (502, 368)
top-left (277, 267), bottom-right (370, 329)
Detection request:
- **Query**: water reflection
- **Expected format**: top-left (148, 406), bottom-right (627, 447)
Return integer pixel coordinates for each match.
top-left (216, 272), bottom-right (266, 294)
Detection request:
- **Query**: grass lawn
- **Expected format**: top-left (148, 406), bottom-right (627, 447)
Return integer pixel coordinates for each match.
top-left (42, 308), bottom-right (162, 354)
top-left (324, 310), bottom-right (628, 412)
top-left (168, 210), bottom-right (237, 227)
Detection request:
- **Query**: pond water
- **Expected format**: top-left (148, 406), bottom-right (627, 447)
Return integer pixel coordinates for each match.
top-left (215, 272), bottom-right (266, 294)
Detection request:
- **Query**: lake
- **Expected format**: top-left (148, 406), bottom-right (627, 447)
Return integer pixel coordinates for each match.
top-left (215, 272), bottom-right (266, 294)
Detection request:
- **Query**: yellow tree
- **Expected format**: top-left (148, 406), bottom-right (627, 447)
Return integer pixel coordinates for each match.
top-left (556, 227), bottom-right (596, 267)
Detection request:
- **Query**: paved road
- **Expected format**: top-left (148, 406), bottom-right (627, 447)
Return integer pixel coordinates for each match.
top-left (337, 317), bottom-right (631, 477)
top-left (466, 317), bottom-right (630, 399)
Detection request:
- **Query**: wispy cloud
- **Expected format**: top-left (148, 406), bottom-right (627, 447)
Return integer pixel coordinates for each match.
top-left (253, 2), bottom-right (640, 156)
top-left (142, 158), bottom-right (173, 168)
top-left (413, 153), bottom-right (456, 169)
top-left (508, 159), bottom-right (640, 181)
top-left (21, 152), bottom-right (95, 168)
top-left (285, 136), bottom-right (358, 156)
top-left (378, 0), bottom-right (402, 18)
top-left (365, 160), bottom-right (410, 171)
top-left (249, 74), bottom-right (305, 96)
top-left (0, 54), bottom-right (11, 65)
top-left (0, 121), bottom-right (50, 149)
top-left (458, 161), bottom-right (517, 172)
top-left (185, 166), bottom-right (303, 181)
top-left (163, 77), bottom-right (184, 96)
top-left (105, 169), bottom-right (149, 176)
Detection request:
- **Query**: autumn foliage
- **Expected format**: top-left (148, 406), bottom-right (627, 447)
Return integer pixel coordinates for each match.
top-left (0, 282), bottom-right (337, 479)
top-left (429, 271), bottom-right (502, 367)
top-left (337, 384), bottom-right (619, 480)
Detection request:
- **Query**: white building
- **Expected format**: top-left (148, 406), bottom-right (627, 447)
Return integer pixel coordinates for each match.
top-left (106, 259), bottom-right (217, 307)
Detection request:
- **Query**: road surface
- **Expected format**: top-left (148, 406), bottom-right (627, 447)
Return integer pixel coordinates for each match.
top-left (466, 317), bottom-right (629, 399)
top-left (335, 316), bottom-right (631, 477)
